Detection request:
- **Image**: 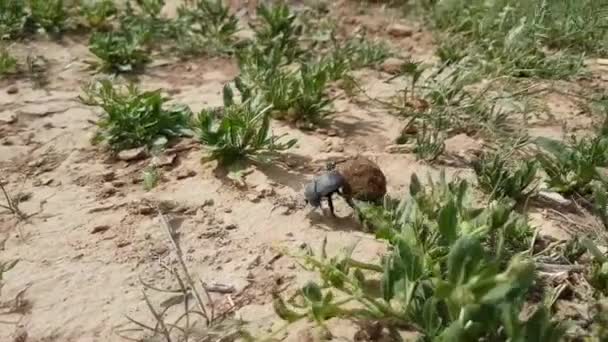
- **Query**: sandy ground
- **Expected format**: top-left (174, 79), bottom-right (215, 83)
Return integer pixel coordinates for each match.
top-left (1, 1), bottom-right (606, 341)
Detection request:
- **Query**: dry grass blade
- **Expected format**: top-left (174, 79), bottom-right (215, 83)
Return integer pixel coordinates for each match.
top-left (157, 209), bottom-right (210, 324)
top-left (0, 182), bottom-right (27, 221)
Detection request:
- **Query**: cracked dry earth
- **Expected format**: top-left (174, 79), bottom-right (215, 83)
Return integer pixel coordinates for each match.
top-left (1, 1), bottom-right (608, 342)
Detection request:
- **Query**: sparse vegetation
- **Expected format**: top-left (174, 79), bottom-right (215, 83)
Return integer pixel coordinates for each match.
top-left (273, 173), bottom-right (544, 340)
top-left (473, 151), bottom-right (539, 202)
top-left (0, 47), bottom-right (17, 76)
top-left (535, 136), bottom-right (608, 196)
top-left (0, 0), bottom-right (28, 39)
top-left (235, 45), bottom-right (334, 126)
top-left (28, 0), bottom-right (68, 35)
top-left (81, 80), bottom-right (192, 151)
top-left (88, 30), bottom-right (150, 73)
top-left (79, 0), bottom-right (117, 30)
top-left (252, 2), bottom-right (303, 61)
top-left (416, 0), bottom-right (600, 78)
top-left (4, 1), bottom-right (608, 340)
top-left (173, 0), bottom-right (239, 56)
top-left (193, 85), bottom-right (297, 165)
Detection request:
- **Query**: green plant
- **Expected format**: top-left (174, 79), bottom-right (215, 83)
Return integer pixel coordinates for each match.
top-left (79, 0), bottom-right (117, 30)
top-left (413, 125), bottom-right (445, 162)
top-left (81, 80), bottom-right (191, 151)
top-left (343, 35), bottom-right (392, 69)
top-left (0, 48), bottom-right (17, 76)
top-left (581, 237), bottom-right (608, 296)
top-left (420, 0), bottom-right (591, 79)
top-left (118, 0), bottom-right (171, 44)
top-left (473, 152), bottom-right (539, 201)
top-left (0, 0), bottom-right (28, 39)
top-left (88, 30), bottom-right (150, 73)
top-left (272, 173), bottom-right (551, 341)
top-left (535, 136), bottom-right (608, 196)
top-left (173, 0), bottom-right (238, 56)
top-left (235, 46), bottom-right (333, 126)
top-left (193, 85), bottom-right (297, 165)
top-left (28, 0), bottom-right (68, 35)
top-left (142, 165), bottom-right (160, 191)
top-left (251, 2), bottom-right (302, 61)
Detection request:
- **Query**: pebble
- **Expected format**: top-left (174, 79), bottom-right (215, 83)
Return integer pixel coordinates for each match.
top-left (117, 147), bottom-right (147, 162)
top-left (101, 170), bottom-right (116, 182)
top-left (381, 57), bottom-right (404, 74)
top-left (225, 223), bottom-right (238, 230)
top-left (91, 225), bottom-right (110, 234)
top-left (247, 193), bottom-right (260, 203)
top-left (151, 153), bottom-right (176, 168)
top-left (385, 144), bottom-right (413, 154)
top-left (388, 23), bottom-right (414, 37)
top-left (6, 86), bottom-right (18, 94)
top-left (256, 184), bottom-right (275, 198)
top-left (538, 190), bottom-right (573, 207)
top-left (151, 244), bottom-right (169, 256)
top-left (175, 168), bottom-right (196, 180)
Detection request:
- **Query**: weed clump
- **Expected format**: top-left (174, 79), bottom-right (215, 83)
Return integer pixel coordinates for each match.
top-left (0, 47), bottom-right (17, 76)
top-left (193, 85), bottom-right (297, 166)
top-left (173, 0), bottom-right (238, 56)
top-left (535, 135), bottom-right (608, 196)
top-left (271, 172), bottom-right (548, 340)
top-left (81, 80), bottom-right (192, 151)
top-left (28, 0), bottom-right (68, 35)
top-left (88, 30), bottom-right (150, 73)
top-left (473, 151), bottom-right (539, 202)
top-left (419, 0), bottom-right (599, 78)
top-left (79, 0), bottom-right (117, 30)
top-left (0, 0), bottom-right (28, 39)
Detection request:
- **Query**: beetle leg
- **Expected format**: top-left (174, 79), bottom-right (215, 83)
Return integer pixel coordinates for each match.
top-left (326, 193), bottom-right (336, 217)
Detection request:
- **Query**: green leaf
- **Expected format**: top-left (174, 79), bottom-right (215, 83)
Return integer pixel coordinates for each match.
top-left (438, 200), bottom-right (458, 242)
top-left (410, 173), bottom-right (422, 196)
top-left (447, 236), bottom-right (485, 285)
top-left (302, 282), bottom-right (323, 302)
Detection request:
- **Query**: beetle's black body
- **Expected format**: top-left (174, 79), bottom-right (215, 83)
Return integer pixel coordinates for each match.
top-left (304, 170), bottom-right (355, 216)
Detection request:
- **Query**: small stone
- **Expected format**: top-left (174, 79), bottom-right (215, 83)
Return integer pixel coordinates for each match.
top-left (91, 225), bottom-right (110, 234)
top-left (6, 86), bottom-right (18, 94)
top-left (386, 144), bottom-right (413, 154)
top-left (256, 184), bottom-right (275, 198)
top-left (151, 244), bottom-right (169, 256)
top-left (247, 193), bottom-right (260, 203)
top-left (326, 128), bottom-right (339, 137)
top-left (333, 144), bottom-right (344, 152)
top-left (176, 168), bottom-right (196, 180)
top-left (117, 147), bottom-right (147, 162)
top-left (538, 190), bottom-right (573, 207)
top-left (225, 223), bottom-right (238, 230)
top-left (112, 180), bottom-right (126, 188)
top-left (42, 122), bottom-right (54, 129)
top-left (202, 198), bottom-right (214, 207)
top-left (100, 183), bottom-right (117, 197)
top-left (158, 199), bottom-right (179, 212)
top-left (1, 138), bottom-right (13, 146)
top-left (116, 240), bottom-right (131, 248)
top-left (388, 23), bottom-right (414, 37)
top-left (316, 128), bottom-right (328, 135)
top-left (144, 233), bottom-right (151, 240)
top-left (0, 113), bottom-right (17, 124)
top-left (15, 192), bottom-right (32, 202)
top-left (247, 255), bottom-right (262, 270)
top-left (223, 207), bottom-right (232, 213)
top-left (381, 57), bottom-right (404, 74)
top-left (101, 170), bottom-right (116, 182)
top-left (151, 153), bottom-right (176, 168)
